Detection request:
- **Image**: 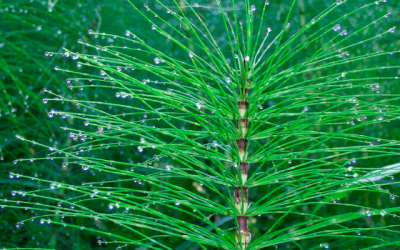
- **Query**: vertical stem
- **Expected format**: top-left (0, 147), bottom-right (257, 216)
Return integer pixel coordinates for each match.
top-left (234, 64), bottom-right (251, 249)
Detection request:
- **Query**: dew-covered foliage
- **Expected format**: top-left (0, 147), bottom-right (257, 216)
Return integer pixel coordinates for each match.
top-left (2, 0), bottom-right (400, 249)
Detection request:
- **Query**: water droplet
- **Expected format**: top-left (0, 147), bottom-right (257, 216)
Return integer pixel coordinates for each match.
top-left (189, 52), bottom-right (194, 58)
top-left (320, 243), bottom-right (329, 249)
top-left (82, 165), bottom-right (89, 171)
top-left (125, 30), bottom-right (130, 36)
top-left (175, 202), bottom-right (180, 206)
top-left (166, 165), bottom-right (171, 171)
top-left (84, 120), bottom-right (89, 126)
top-left (251, 5), bottom-right (256, 11)
top-left (333, 24), bottom-right (341, 32)
top-left (390, 195), bottom-right (395, 200)
top-left (43, 99), bottom-right (48, 104)
top-left (196, 103), bottom-right (201, 110)
top-left (137, 146), bottom-right (143, 153)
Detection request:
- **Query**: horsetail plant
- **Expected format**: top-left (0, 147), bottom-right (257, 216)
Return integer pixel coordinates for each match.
top-left (8, 0), bottom-right (400, 249)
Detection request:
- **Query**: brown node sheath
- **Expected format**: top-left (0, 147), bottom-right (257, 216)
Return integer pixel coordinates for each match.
top-left (246, 78), bottom-right (250, 86)
top-left (236, 138), bottom-right (248, 160)
top-left (237, 100), bottom-right (249, 117)
top-left (239, 162), bottom-right (250, 184)
top-left (236, 139), bottom-right (248, 151)
top-left (234, 186), bottom-right (249, 214)
top-left (237, 101), bottom-right (249, 109)
top-left (236, 118), bottom-right (249, 136)
top-left (235, 216), bottom-right (250, 249)
top-left (240, 162), bottom-right (250, 175)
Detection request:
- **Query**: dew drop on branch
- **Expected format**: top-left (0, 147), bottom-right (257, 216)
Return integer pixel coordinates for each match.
top-left (333, 24), bottom-right (341, 32)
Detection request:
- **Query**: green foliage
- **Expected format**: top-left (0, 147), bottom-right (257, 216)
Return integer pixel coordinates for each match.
top-left (2, 0), bottom-right (400, 249)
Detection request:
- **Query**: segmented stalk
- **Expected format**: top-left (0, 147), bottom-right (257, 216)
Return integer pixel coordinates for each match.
top-left (234, 62), bottom-right (251, 249)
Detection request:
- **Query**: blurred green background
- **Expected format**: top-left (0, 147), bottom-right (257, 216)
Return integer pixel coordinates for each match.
top-left (1, 0), bottom-right (399, 249)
